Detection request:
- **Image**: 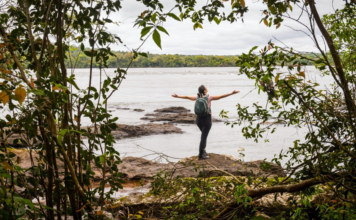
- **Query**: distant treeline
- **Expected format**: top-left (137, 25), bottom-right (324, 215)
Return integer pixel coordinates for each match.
top-left (64, 47), bottom-right (319, 68)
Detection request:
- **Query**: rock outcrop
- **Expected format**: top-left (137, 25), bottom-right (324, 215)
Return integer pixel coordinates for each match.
top-left (154, 106), bottom-right (191, 113)
top-left (141, 112), bottom-right (199, 124)
top-left (82, 123), bottom-right (182, 140)
top-left (11, 151), bottom-right (285, 183)
top-left (141, 106), bottom-right (222, 124)
top-left (116, 153), bottom-right (285, 181)
top-left (110, 123), bottom-right (182, 139)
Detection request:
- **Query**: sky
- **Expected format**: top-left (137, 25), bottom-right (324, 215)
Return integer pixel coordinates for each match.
top-left (104, 0), bottom-right (344, 55)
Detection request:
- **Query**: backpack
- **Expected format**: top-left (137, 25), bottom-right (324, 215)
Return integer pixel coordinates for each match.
top-left (194, 95), bottom-right (210, 116)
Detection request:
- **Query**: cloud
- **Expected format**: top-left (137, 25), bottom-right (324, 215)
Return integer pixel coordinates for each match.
top-left (104, 0), bottom-right (344, 55)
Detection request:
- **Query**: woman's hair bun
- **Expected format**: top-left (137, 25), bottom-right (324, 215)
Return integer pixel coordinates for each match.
top-left (197, 85), bottom-right (206, 98)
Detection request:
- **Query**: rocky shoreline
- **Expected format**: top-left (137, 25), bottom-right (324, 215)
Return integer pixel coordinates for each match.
top-left (11, 149), bottom-right (285, 183)
top-left (116, 153), bottom-right (285, 181)
top-left (11, 149), bottom-right (334, 219)
top-left (12, 149), bottom-right (294, 219)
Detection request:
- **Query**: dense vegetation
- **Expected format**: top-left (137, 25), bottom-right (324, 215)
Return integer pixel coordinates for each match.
top-left (65, 48), bottom-right (319, 68)
top-left (65, 49), bottom-right (239, 68)
top-left (0, 0), bottom-right (356, 219)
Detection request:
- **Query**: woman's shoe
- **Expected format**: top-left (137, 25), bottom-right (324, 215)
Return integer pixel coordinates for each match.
top-left (198, 154), bottom-right (210, 160)
top-left (203, 150), bottom-right (208, 157)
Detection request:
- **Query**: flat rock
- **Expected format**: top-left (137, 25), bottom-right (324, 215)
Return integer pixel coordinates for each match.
top-left (111, 123), bottom-right (182, 139)
top-left (141, 112), bottom-right (221, 124)
top-left (117, 153), bottom-right (286, 181)
top-left (154, 106), bottom-right (190, 113)
top-left (133, 109), bottom-right (145, 112)
top-left (83, 123), bottom-right (182, 140)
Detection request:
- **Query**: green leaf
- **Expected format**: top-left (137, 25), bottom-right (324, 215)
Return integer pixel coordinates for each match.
top-left (67, 75), bottom-right (80, 90)
top-left (167, 13), bottom-right (181, 21)
top-left (157, 26), bottom-right (169, 35)
top-left (138, 52), bottom-right (148, 57)
top-left (84, 51), bottom-right (93, 57)
top-left (62, 92), bottom-right (68, 103)
top-left (70, 130), bottom-right (84, 135)
top-left (152, 29), bottom-right (162, 49)
top-left (151, 13), bottom-right (157, 23)
top-left (193, 23), bottom-right (198, 30)
top-left (99, 153), bottom-right (106, 164)
top-left (103, 77), bottom-right (111, 88)
top-left (89, 38), bottom-right (94, 46)
top-left (249, 46), bottom-right (258, 53)
top-left (141, 26), bottom-right (152, 38)
top-left (213, 17), bottom-right (222, 25)
top-left (193, 22), bottom-right (203, 30)
top-left (289, 4), bottom-right (293, 11)
top-left (86, 164), bottom-right (91, 173)
top-left (263, 19), bottom-right (268, 26)
top-left (28, 89), bottom-right (45, 96)
top-left (58, 129), bottom-right (68, 145)
top-left (243, 62), bottom-right (251, 68)
top-left (314, 58), bottom-right (324, 64)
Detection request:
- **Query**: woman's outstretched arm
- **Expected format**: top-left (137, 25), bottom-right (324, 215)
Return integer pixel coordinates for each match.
top-left (172, 93), bottom-right (196, 101)
top-left (213, 90), bottom-right (240, 100)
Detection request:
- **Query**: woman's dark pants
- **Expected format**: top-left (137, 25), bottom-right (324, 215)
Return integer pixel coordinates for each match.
top-left (196, 114), bottom-right (212, 157)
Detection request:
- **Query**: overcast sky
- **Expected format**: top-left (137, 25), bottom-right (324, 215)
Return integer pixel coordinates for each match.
top-left (104, 0), bottom-right (344, 55)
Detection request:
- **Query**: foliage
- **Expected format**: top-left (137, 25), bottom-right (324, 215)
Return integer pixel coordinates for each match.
top-left (64, 48), bottom-right (320, 68)
top-left (0, 0), bottom-right (127, 219)
top-left (323, 5), bottom-right (356, 74)
top-left (221, 1), bottom-right (356, 219)
top-left (65, 48), bottom-right (239, 68)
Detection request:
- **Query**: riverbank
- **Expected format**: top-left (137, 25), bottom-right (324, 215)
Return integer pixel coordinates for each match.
top-left (10, 149), bottom-right (285, 184)
top-left (9, 149), bottom-right (338, 219)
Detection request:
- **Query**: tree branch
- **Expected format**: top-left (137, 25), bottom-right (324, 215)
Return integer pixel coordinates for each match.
top-left (52, 135), bottom-right (92, 211)
top-left (309, 0), bottom-right (356, 137)
top-left (39, 0), bottom-right (54, 62)
top-left (214, 175), bottom-right (333, 219)
top-left (24, 0), bottom-right (41, 74)
top-left (284, 80), bottom-right (356, 160)
top-left (0, 25), bottom-right (33, 89)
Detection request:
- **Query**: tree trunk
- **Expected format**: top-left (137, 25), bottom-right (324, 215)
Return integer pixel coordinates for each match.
top-left (38, 115), bottom-right (54, 220)
top-left (308, 0), bottom-right (356, 138)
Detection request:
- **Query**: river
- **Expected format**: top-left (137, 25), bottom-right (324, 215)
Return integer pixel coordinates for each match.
top-left (69, 66), bottom-right (334, 165)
